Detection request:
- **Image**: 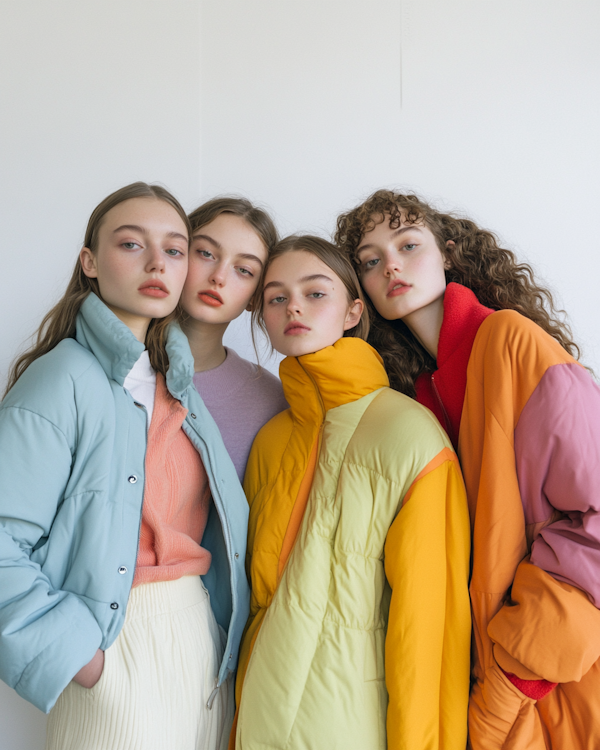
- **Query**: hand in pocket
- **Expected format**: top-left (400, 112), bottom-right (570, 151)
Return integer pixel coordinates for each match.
top-left (73, 648), bottom-right (105, 689)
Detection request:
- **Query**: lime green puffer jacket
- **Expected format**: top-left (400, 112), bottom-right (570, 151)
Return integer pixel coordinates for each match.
top-left (235, 338), bottom-right (471, 750)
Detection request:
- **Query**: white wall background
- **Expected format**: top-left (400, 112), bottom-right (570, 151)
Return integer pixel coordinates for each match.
top-left (1, 1), bottom-right (599, 746)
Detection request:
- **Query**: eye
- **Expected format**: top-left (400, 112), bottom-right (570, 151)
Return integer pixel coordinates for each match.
top-left (308, 292), bottom-right (324, 298)
top-left (268, 295), bottom-right (286, 304)
top-left (402, 243), bottom-right (417, 251)
top-left (237, 266), bottom-right (253, 277)
top-left (122, 241), bottom-right (141, 250)
top-left (165, 248), bottom-right (185, 257)
top-left (197, 248), bottom-right (214, 259)
top-left (360, 257), bottom-right (379, 271)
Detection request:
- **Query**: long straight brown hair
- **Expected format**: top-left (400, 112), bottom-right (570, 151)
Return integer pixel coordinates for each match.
top-left (4, 182), bottom-right (191, 397)
top-left (188, 196), bottom-right (278, 249)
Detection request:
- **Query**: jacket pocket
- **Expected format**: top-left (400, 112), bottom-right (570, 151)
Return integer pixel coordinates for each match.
top-left (363, 627), bottom-right (385, 682)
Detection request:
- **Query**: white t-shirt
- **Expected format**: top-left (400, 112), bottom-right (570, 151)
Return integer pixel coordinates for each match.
top-left (123, 350), bottom-right (157, 429)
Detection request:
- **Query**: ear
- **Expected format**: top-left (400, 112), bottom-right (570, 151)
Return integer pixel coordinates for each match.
top-left (443, 240), bottom-right (455, 270)
top-left (80, 247), bottom-right (99, 278)
top-left (343, 298), bottom-right (364, 331)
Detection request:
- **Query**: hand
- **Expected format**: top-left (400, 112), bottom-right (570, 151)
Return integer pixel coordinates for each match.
top-left (72, 648), bottom-right (105, 689)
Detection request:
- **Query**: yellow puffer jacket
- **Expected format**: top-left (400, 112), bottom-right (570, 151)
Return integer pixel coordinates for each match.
top-left (235, 338), bottom-right (471, 750)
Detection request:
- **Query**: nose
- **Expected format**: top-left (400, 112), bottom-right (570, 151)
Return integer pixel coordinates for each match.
top-left (145, 244), bottom-right (166, 274)
top-left (383, 251), bottom-right (402, 277)
top-left (286, 294), bottom-right (302, 316)
top-left (209, 262), bottom-right (226, 286)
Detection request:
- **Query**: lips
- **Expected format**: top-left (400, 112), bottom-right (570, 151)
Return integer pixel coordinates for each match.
top-left (386, 278), bottom-right (412, 297)
top-left (139, 279), bottom-right (169, 298)
top-left (198, 290), bottom-right (224, 307)
top-left (284, 321), bottom-right (311, 335)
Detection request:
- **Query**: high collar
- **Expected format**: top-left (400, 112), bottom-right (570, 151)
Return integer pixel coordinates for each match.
top-left (75, 293), bottom-right (194, 398)
top-left (279, 337), bottom-right (389, 424)
top-left (415, 282), bottom-right (494, 447)
top-left (436, 282), bottom-right (494, 369)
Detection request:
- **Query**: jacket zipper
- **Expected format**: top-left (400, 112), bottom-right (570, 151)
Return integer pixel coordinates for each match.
top-left (431, 373), bottom-right (455, 445)
top-left (182, 409), bottom-right (236, 695)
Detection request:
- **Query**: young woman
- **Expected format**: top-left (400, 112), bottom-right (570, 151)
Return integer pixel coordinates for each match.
top-left (335, 190), bottom-right (600, 750)
top-left (180, 198), bottom-right (288, 482)
top-left (232, 236), bottom-right (471, 750)
top-left (0, 183), bottom-right (250, 750)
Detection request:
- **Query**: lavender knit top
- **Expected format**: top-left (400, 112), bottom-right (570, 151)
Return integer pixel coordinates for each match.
top-left (193, 348), bottom-right (288, 482)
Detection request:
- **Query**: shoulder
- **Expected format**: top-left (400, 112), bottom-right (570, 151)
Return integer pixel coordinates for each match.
top-left (344, 388), bottom-right (453, 481)
top-left (2, 339), bottom-right (110, 430)
top-left (250, 408), bottom-right (293, 453)
top-left (468, 311), bottom-right (575, 404)
top-left (243, 408), bottom-right (293, 493)
top-left (229, 352), bottom-right (286, 398)
top-left (475, 310), bottom-right (572, 363)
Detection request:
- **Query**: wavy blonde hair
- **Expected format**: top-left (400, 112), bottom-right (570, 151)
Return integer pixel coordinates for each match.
top-left (5, 182), bottom-right (190, 397)
top-left (335, 189), bottom-right (580, 397)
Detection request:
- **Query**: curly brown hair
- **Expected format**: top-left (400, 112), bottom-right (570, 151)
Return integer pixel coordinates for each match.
top-left (335, 189), bottom-right (580, 398)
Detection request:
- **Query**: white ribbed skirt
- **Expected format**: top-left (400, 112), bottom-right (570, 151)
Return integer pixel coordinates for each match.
top-left (46, 576), bottom-right (233, 750)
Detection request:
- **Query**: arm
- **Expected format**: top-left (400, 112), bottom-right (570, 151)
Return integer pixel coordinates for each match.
top-left (385, 453), bottom-right (471, 750)
top-left (517, 363), bottom-right (600, 605)
top-left (0, 406), bottom-right (102, 711)
top-left (488, 362), bottom-right (600, 686)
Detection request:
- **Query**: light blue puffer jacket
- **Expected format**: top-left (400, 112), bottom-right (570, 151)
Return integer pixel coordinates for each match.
top-left (0, 293), bottom-right (250, 712)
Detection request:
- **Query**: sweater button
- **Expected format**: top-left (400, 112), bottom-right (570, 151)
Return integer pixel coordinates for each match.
top-left (190, 413), bottom-right (197, 419)
top-left (118, 566), bottom-right (128, 575)
top-left (110, 602), bottom-right (119, 610)
top-left (234, 553), bottom-right (239, 559)
top-left (128, 475), bottom-right (137, 484)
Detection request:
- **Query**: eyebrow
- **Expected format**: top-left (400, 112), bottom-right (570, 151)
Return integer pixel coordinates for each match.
top-left (192, 232), bottom-right (221, 249)
top-left (263, 273), bottom-right (334, 292)
top-left (356, 225), bottom-right (423, 255)
top-left (239, 253), bottom-right (264, 266)
top-left (113, 225), bottom-right (188, 243)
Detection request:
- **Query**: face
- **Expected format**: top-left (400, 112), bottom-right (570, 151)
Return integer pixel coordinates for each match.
top-left (262, 250), bottom-right (363, 358)
top-left (80, 197), bottom-right (189, 340)
top-left (180, 214), bottom-right (267, 327)
top-left (356, 215), bottom-right (449, 328)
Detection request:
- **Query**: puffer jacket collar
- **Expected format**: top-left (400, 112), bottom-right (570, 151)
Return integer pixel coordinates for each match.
top-left (415, 282), bottom-right (494, 447)
top-left (75, 293), bottom-right (194, 396)
top-left (280, 337), bottom-right (389, 422)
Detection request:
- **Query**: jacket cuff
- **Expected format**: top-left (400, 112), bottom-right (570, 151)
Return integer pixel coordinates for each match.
top-left (500, 669), bottom-right (557, 700)
top-left (15, 598), bottom-right (102, 713)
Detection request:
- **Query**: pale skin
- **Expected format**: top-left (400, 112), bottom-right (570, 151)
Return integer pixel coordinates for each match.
top-left (180, 213), bottom-right (268, 372)
top-left (356, 216), bottom-right (453, 360)
top-left (76, 196), bottom-right (189, 687)
top-left (80, 197), bottom-right (189, 342)
top-left (262, 250), bottom-right (363, 358)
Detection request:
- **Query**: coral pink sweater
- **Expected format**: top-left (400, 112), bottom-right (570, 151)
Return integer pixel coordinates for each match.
top-left (133, 373), bottom-right (211, 586)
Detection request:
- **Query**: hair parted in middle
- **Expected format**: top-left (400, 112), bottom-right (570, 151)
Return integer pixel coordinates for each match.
top-left (4, 181), bottom-right (190, 397)
top-left (335, 189), bottom-right (579, 397)
top-left (251, 234), bottom-right (370, 344)
top-left (188, 196), bottom-right (278, 253)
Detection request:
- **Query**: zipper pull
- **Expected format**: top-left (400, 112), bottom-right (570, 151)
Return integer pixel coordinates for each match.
top-left (207, 682), bottom-right (220, 710)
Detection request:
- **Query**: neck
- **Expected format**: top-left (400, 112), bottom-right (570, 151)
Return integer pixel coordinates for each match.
top-left (106, 305), bottom-right (151, 343)
top-left (182, 317), bottom-right (228, 372)
top-left (402, 293), bottom-right (445, 361)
